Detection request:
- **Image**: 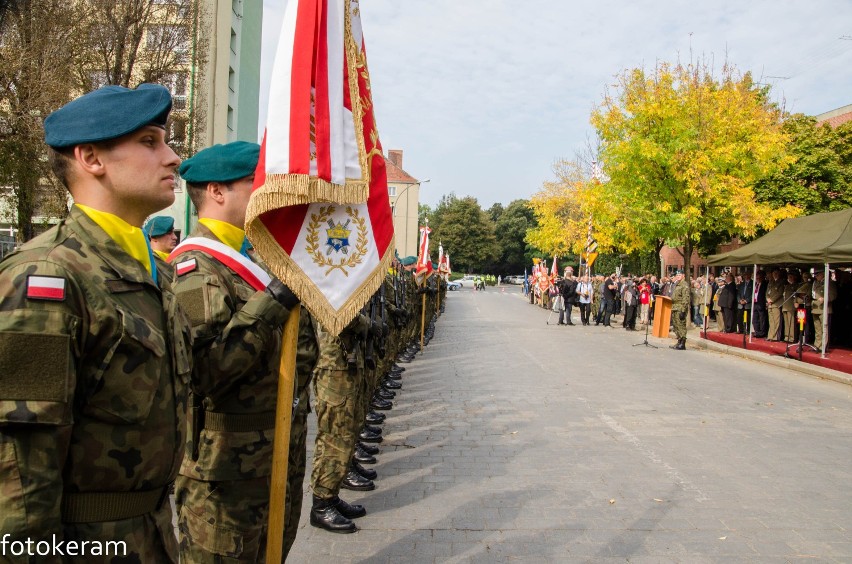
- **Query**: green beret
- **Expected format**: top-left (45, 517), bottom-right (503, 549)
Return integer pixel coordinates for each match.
top-left (143, 216), bottom-right (175, 238)
top-left (400, 256), bottom-right (417, 266)
top-left (44, 84), bottom-right (172, 149)
top-left (178, 141), bottom-right (260, 184)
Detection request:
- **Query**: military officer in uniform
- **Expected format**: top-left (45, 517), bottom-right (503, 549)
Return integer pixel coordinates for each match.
top-left (169, 142), bottom-right (307, 562)
top-left (781, 270), bottom-right (801, 343)
top-left (144, 215), bottom-right (178, 260)
top-left (811, 269), bottom-right (837, 353)
top-left (765, 268), bottom-right (785, 341)
top-left (0, 84), bottom-right (191, 562)
top-left (670, 270), bottom-right (691, 350)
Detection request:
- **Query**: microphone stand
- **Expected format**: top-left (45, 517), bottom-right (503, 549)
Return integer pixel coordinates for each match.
top-left (633, 301), bottom-right (658, 349)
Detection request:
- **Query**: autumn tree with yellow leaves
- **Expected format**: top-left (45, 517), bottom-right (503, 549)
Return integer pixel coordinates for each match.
top-left (588, 59), bottom-right (799, 277)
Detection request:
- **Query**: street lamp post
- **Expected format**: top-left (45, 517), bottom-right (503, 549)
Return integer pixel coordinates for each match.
top-left (393, 178), bottom-right (429, 257)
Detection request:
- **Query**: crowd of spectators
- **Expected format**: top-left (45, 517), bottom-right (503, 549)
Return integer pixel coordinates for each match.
top-left (524, 266), bottom-right (852, 352)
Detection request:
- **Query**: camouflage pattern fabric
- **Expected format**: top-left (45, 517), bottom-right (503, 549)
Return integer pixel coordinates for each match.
top-left (311, 317), bottom-right (369, 500)
top-left (172, 224), bottom-right (291, 562)
top-left (671, 279), bottom-right (691, 339)
top-left (176, 475), bottom-right (269, 563)
top-left (0, 207), bottom-right (191, 563)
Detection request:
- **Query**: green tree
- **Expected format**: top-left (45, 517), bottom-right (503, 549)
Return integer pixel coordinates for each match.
top-left (417, 202), bottom-right (431, 227)
top-left (753, 114), bottom-right (852, 216)
top-left (430, 194), bottom-right (498, 273)
top-left (494, 199), bottom-right (538, 274)
top-left (590, 59), bottom-right (798, 278)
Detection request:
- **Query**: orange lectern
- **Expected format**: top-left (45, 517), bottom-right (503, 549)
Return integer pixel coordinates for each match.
top-left (652, 295), bottom-right (672, 338)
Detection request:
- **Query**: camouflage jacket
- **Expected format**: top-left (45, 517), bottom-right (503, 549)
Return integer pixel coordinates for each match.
top-left (0, 207), bottom-right (191, 559)
top-left (671, 280), bottom-right (691, 312)
top-left (172, 224), bottom-right (290, 482)
top-left (314, 313), bottom-right (371, 374)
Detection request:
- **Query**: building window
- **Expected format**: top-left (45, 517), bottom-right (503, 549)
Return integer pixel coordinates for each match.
top-left (388, 186), bottom-right (396, 197)
top-left (230, 29), bottom-right (237, 54)
top-left (227, 106), bottom-right (234, 131)
top-left (228, 68), bottom-right (235, 92)
top-left (232, 0), bottom-right (242, 17)
top-left (147, 24), bottom-right (188, 54)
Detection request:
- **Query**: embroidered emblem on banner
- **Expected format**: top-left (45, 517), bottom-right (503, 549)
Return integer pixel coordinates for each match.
top-left (307, 205), bottom-right (368, 277)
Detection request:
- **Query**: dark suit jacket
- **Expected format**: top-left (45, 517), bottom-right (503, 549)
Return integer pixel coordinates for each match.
top-left (738, 280), bottom-right (754, 310)
top-left (753, 280), bottom-right (767, 310)
top-left (718, 283), bottom-right (738, 309)
top-left (560, 279), bottom-right (578, 304)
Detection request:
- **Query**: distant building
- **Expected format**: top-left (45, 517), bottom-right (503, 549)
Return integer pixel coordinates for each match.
top-left (386, 150), bottom-right (424, 258)
top-left (815, 104), bottom-right (852, 128)
top-left (164, 0), bottom-right (264, 236)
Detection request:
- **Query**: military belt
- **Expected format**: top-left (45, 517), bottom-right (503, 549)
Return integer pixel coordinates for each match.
top-left (62, 486), bottom-right (169, 523)
top-left (203, 410), bottom-right (276, 432)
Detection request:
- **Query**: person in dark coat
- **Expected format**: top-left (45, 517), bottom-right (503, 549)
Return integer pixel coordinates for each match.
top-left (557, 269), bottom-right (578, 325)
top-left (718, 272), bottom-right (738, 332)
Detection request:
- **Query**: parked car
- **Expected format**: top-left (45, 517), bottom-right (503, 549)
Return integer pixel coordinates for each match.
top-left (504, 275), bottom-right (525, 285)
top-left (447, 280), bottom-right (462, 291)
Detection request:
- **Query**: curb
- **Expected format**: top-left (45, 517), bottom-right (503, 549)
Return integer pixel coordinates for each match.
top-left (683, 330), bottom-right (852, 387)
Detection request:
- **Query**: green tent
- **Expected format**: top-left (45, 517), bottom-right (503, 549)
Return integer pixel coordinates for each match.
top-left (707, 208), bottom-right (852, 266)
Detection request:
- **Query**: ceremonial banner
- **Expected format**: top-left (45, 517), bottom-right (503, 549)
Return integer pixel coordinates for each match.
top-left (550, 255), bottom-right (558, 278)
top-left (415, 224), bottom-right (432, 284)
top-left (247, 0), bottom-right (394, 336)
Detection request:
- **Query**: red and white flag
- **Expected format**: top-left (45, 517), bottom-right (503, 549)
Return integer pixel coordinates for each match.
top-left (550, 255), bottom-right (558, 279)
top-left (415, 223), bottom-right (432, 284)
top-left (246, 0), bottom-right (394, 335)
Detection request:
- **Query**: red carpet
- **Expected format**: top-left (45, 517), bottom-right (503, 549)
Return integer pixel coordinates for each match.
top-left (701, 330), bottom-right (852, 375)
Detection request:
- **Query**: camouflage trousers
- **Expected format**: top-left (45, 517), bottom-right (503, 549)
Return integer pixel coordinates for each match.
top-left (283, 384), bottom-right (311, 560)
top-left (176, 475), bottom-right (270, 563)
top-left (672, 308), bottom-right (688, 339)
top-left (311, 367), bottom-right (365, 500)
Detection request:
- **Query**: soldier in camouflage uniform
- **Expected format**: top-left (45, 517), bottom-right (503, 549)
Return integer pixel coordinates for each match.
top-left (0, 85), bottom-right (190, 562)
top-left (170, 142), bottom-right (305, 562)
top-left (311, 314), bottom-right (378, 533)
top-left (670, 270), bottom-right (691, 350)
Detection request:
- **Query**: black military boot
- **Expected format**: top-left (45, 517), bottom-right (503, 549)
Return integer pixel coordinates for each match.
top-left (386, 370), bottom-right (402, 380)
top-left (310, 495), bottom-right (357, 533)
top-left (352, 460), bottom-right (377, 480)
top-left (375, 388), bottom-right (395, 400)
top-left (340, 469), bottom-right (375, 491)
top-left (357, 441), bottom-right (380, 455)
top-left (363, 424), bottom-right (382, 435)
top-left (365, 411), bottom-right (385, 424)
top-left (358, 428), bottom-right (383, 443)
top-left (353, 444), bottom-right (377, 464)
top-left (370, 397), bottom-right (392, 410)
top-left (382, 378), bottom-right (402, 390)
top-left (391, 364), bottom-right (405, 372)
top-left (333, 496), bottom-right (366, 519)
top-left (677, 338), bottom-right (687, 350)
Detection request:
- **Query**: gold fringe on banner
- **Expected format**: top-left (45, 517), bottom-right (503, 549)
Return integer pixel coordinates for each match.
top-left (248, 174), bottom-right (368, 212)
top-left (245, 218), bottom-right (394, 337)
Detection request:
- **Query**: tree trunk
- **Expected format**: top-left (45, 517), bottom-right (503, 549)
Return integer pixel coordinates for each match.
top-left (682, 238), bottom-right (693, 281)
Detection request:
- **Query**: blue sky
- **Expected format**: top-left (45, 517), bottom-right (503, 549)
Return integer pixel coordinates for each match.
top-left (260, 1), bottom-right (852, 208)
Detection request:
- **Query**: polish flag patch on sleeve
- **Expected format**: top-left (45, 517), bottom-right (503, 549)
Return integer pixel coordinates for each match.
top-left (176, 258), bottom-right (197, 276)
top-left (26, 275), bottom-right (66, 301)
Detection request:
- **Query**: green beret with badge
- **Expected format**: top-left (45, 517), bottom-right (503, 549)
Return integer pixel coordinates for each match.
top-left (178, 141), bottom-right (260, 184)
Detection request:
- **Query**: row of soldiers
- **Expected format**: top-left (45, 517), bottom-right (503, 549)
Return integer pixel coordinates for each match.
top-left (0, 83), bottom-right (446, 562)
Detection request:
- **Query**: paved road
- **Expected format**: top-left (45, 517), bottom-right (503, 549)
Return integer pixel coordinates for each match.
top-left (287, 286), bottom-right (852, 563)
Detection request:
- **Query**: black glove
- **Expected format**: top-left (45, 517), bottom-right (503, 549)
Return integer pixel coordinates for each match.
top-left (679, 311), bottom-right (686, 321)
top-left (265, 279), bottom-right (299, 308)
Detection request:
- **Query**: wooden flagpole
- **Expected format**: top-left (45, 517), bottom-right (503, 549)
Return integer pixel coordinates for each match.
top-left (266, 304), bottom-right (301, 563)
